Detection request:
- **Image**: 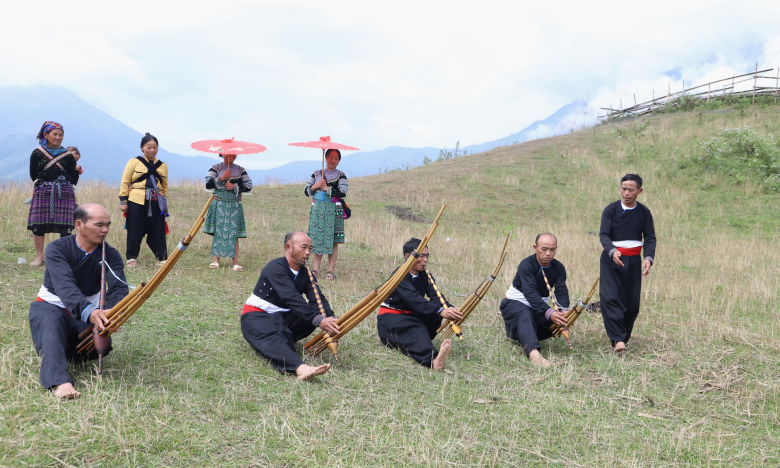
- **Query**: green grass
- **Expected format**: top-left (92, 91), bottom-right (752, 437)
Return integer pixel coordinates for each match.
top-left (1, 105), bottom-right (779, 467)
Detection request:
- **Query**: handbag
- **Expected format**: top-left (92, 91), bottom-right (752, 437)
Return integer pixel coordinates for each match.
top-left (150, 174), bottom-right (169, 217)
top-left (337, 197), bottom-right (351, 219)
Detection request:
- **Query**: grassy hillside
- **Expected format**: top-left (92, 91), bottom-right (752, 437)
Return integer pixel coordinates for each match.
top-left (1, 106), bottom-right (779, 467)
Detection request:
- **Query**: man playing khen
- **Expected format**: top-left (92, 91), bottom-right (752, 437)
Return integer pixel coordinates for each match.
top-left (28, 204), bottom-right (128, 398)
top-left (499, 233), bottom-right (569, 367)
top-left (377, 238), bottom-right (463, 370)
top-left (241, 231), bottom-right (338, 380)
top-left (599, 174), bottom-right (656, 353)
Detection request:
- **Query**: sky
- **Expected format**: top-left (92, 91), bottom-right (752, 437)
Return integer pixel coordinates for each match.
top-left (2, 0), bottom-right (780, 169)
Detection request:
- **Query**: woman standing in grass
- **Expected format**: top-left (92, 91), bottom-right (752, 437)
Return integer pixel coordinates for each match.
top-left (27, 121), bottom-right (80, 266)
top-left (118, 133), bottom-right (169, 267)
top-left (304, 149), bottom-right (348, 280)
top-left (203, 153), bottom-right (253, 271)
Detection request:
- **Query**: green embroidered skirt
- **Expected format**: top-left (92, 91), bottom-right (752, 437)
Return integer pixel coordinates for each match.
top-left (308, 200), bottom-right (345, 255)
top-left (203, 188), bottom-right (247, 258)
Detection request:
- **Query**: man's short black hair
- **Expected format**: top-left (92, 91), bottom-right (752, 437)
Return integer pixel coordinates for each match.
top-left (73, 205), bottom-right (89, 223)
top-left (284, 232), bottom-right (294, 247)
top-left (621, 173), bottom-right (643, 188)
top-left (534, 232), bottom-right (557, 244)
top-left (403, 238), bottom-right (422, 256)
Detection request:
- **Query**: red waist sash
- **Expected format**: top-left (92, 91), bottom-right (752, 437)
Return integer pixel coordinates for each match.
top-left (35, 296), bottom-right (71, 315)
top-left (241, 304), bottom-right (267, 315)
top-left (616, 246), bottom-right (642, 256)
top-left (378, 306), bottom-right (412, 315)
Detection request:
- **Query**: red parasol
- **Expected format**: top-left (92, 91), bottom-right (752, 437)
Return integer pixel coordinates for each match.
top-left (190, 137), bottom-right (267, 155)
top-left (288, 136), bottom-right (359, 175)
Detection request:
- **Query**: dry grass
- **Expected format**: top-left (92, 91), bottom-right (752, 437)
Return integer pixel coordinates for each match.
top-left (1, 107), bottom-right (779, 466)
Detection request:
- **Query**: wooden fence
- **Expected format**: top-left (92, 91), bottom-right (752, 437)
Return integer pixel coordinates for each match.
top-left (600, 64), bottom-right (780, 121)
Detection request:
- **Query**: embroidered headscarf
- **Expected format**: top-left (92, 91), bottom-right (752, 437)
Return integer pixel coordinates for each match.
top-left (36, 121), bottom-right (65, 154)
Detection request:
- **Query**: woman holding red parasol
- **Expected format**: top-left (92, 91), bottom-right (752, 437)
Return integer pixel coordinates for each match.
top-left (304, 149), bottom-right (348, 279)
top-left (203, 153), bottom-right (253, 271)
top-left (290, 137), bottom-right (358, 280)
top-left (191, 138), bottom-right (265, 271)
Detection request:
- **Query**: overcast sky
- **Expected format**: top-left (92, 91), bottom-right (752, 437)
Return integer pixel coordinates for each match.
top-left (2, 0), bottom-right (780, 169)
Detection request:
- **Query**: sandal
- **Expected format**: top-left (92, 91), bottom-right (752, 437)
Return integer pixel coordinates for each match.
top-left (209, 262), bottom-right (220, 269)
top-left (126, 259), bottom-right (138, 267)
top-left (231, 264), bottom-right (244, 272)
top-left (326, 271), bottom-right (336, 281)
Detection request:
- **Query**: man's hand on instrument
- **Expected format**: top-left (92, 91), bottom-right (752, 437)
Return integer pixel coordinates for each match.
top-left (89, 309), bottom-right (110, 333)
top-left (550, 310), bottom-right (568, 328)
top-left (319, 317), bottom-right (339, 336)
top-left (440, 307), bottom-right (463, 321)
top-left (642, 259), bottom-right (652, 277)
top-left (612, 250), bottom-right (625, 267)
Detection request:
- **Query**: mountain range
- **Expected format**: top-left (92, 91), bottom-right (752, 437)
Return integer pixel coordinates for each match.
top-left (0, 86), bottom-right (594, 184)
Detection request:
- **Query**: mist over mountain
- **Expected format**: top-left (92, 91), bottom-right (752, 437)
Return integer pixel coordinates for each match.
top-left (0, 86), bottom-right (595, 185)
top-left (250, 101), bottom-right (596, 182)
top-left (0, 86), bottom-right (218, 183)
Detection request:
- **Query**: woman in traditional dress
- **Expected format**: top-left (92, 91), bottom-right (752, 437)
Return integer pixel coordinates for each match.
top-left (118, 133), bottom-right (169, 267)
top-left (27, 121), bottom-right (80, 266)
top-left (203, 153), bottom-right (253, 271)
top-left (304, 149), bottom-right (348, 280)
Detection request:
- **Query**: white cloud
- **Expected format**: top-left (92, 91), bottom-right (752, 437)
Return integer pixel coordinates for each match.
top-left (2, 0), bottom-right (780, 169)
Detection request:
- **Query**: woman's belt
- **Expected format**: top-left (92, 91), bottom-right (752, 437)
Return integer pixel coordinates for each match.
top-left (312, 191), bottom-right (331, 202)
top-left (378, 306), bottom-right (412, 315)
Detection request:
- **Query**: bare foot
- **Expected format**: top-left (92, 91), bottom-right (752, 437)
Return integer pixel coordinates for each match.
top-left (613, 341), bottom-right (627, 353)
top-left (126, 259), bottom-right (138, 268)
top-left (528, 349), bottom-right (551, 367)
top-left (432, 339), bottom-right (452, 370)
top-left (296, 363), bottom-right (331, 381)
top-left (53, 383), bottom-right (81, 399)
top-left (30, 257), bottom-right (45, 267)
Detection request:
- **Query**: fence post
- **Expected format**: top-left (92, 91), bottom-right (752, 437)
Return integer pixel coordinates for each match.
top-left (753, 63), bottom-right (757, 105)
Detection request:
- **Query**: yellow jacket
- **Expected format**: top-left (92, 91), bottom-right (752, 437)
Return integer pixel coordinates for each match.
top-left (119, 157), bottom-right (169, 206)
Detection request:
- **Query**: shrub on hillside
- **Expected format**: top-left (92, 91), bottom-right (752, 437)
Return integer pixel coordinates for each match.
top-left (697, 127), bottom-right (780, 191)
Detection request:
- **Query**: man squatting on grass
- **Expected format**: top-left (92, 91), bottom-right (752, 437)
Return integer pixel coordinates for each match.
top-left (599, 174), bottom-right (656, 353)
top-left (28, 204), bottom-right (128, 399)
top-left (241, 231), bottom-right (337, 380)
top-left (376, 238), bottom-right (463, 370)
top-left (499, 233), bottom-right (569, 367)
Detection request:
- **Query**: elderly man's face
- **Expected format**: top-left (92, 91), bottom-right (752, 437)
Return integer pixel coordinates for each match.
top-left (77, 209), bottom-right (111, 247)
top-left (533, 235), bottom-right (557, 267)
top-left (286, 234), bottom-right (313, 268)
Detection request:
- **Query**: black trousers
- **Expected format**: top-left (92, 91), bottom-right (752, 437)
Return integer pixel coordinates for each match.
top-left (28, 301), bottom-right (112, 389)
top-left (126, 200), bottom-right (168, 261)
top-left (499, 298), bottom-right (554, 356)
top-left (599, 251), bottom-right (643, 346)
top-left (377, 313), bottom-right (442, 367)
top-left (240, 312), bottom-right (316, 373)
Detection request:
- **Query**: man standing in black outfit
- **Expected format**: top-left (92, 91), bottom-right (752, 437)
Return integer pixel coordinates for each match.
top-left (499, 233), bottom-right (569, 367)
top-left (599, 174), bottom-right (656, 353)
top-left (241, 231), bottom-right (339, 380)
top-left (377, 238), bottom-right (462, 370)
